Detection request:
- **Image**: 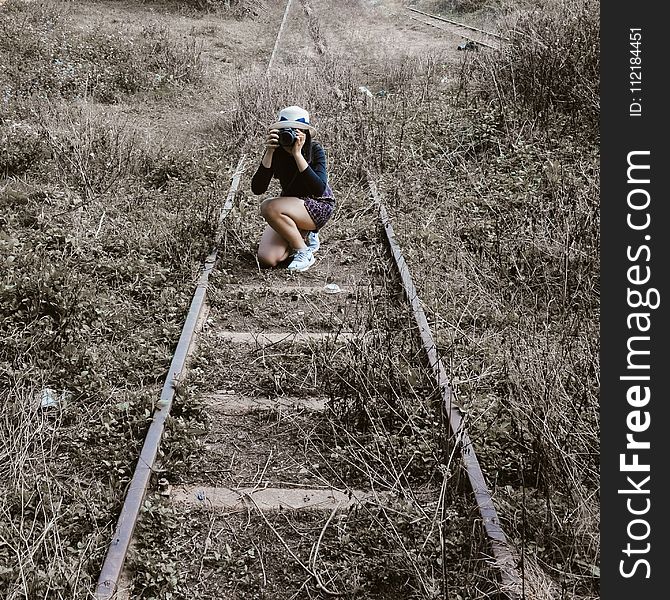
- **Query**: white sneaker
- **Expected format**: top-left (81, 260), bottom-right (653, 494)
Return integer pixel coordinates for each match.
top-left (305, 231), bottom-right (321, 253)
top-left (287, 247), bottom-right (316, 272)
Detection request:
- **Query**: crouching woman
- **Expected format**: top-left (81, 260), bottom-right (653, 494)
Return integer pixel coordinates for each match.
top-left (250, 105), bottom-right (335, 273)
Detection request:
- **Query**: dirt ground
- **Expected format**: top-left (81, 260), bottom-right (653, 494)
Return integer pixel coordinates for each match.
top-left (62, 0), bottom-right (471, 146)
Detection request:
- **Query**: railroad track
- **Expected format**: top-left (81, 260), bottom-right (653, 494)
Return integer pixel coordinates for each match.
top-left (405, 7), bottom-right (507, 51)
top-left (94, 1), bottom-right (521, 598)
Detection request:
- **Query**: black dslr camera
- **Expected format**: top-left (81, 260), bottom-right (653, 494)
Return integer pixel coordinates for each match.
top-left (278, 128), bottom-right (298, 147)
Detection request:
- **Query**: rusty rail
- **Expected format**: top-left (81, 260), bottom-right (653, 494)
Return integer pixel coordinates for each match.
top-left (94, 156), bottom-right (246, 599)
top-left (407, 6), bottom-right (508, 42)
top-left (369, 177), bottom-right (522, 599)
top-left (407, 14), bottom-right (499, 50)
top-left (267, 0), bottom-right (294, 75)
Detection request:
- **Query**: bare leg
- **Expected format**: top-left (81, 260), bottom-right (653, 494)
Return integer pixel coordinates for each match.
top-left (257, 224), bottom-right (291, 267)
top-left (257, 196), bottom-right (317, 267)
top-left (260, 196), bottom-right (317, 251)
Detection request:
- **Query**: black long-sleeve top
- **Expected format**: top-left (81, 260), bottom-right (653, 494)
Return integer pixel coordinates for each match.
top-left (251, 141), bottom-right (328, 199)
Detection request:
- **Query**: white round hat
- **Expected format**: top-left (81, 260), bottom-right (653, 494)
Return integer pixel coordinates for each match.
top-left (269, 105), bottom-right (316, 136)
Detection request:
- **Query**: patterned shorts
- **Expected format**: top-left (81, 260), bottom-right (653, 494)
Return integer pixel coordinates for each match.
top-left (302, 185), bottom-right (335, 231)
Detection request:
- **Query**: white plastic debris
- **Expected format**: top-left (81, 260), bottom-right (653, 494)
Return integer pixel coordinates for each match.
top-left (324, 283), bottom-right (342, 294)
top-left (358, 86), bottom-right (374, 98)
top-left (39, 388), bottom-right (60, 409)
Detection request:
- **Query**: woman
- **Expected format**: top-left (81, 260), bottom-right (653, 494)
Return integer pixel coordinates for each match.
top-left (251, 105), bottom-right (335, 272)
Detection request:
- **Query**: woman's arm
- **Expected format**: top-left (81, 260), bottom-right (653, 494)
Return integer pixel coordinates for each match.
top-left (251, 129), bottom-right (279, 195)
top-left (292, 136), bottom-right (327, 197)
top-left (251, 163), bottom-right (272, 195)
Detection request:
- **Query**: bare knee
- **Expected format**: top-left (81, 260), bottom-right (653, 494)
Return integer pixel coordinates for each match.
top-left (257, 242), bottom-right (287, 267)
top-left (260, 198), bottom-right (280, 220)
top-left (257, 250), bottom-right (279, 268)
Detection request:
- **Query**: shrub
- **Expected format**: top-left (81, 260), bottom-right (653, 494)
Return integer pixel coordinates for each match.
top-left (436, 0), bottom-right (493, 13)
top-left (0, 1), bottom-right (203, 105)
top-left (463, 0), bottom-right (599, 137)
top-left (0, 120), bottom-right (45, 177)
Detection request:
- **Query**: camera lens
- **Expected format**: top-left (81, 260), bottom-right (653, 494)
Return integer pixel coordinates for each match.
top-left (278, 128), bottom-right (296, 147)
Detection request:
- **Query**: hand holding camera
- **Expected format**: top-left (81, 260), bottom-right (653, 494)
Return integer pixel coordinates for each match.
top-left (262, 126), bottom-right (307, 170)
top-left (277, 128), bottom-right (306, 155)
top-left (265, 129), bottom-right (280, 151)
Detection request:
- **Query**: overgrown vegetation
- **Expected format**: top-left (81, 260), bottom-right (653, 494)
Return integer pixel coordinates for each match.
top-left (127, 235), bottom-right (499, 598)
top-left (1, 0), bottom-right (599, 597)
top-left (0, 1), bottom-right (203, 109)
top-left (0, 1), bottom-right (230, 597)
top-left (364, 0), bottom-right (600, 596)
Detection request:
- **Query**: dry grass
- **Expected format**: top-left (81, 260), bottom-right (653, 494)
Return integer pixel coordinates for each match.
top-left (1, 0), bottom-right (598, 597)
top-left (130, 236), bottom-right (504, 598)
